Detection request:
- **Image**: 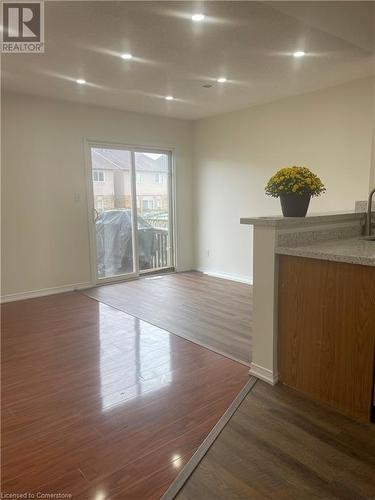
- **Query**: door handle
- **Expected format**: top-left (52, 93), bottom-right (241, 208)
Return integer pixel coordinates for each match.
top-left (93, 208), bottom-right (99, 222)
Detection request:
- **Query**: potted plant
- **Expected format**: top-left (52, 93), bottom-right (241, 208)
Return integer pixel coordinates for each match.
top-left (265, 166), bottom-right (326, 217)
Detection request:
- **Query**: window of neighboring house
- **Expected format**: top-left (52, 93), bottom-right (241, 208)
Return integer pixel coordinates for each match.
top-left (154, 173), bottom-right (165, 184)
top-left (156, 197), bottom-right (162, 209)
top-left (136, 173), bottom-right (144, 184)
top-left (93, 170), bottom-right (105, 182)
top-left (96, 197), bottom-right (104, 211)
top-left (143, 198), bottom-right (154, 210)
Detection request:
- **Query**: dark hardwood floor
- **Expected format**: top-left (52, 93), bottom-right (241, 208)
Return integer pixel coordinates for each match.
top-left (1, 292), bottom-right (249, 499)
top-left (84, 271), bottom-right (253, 365)
top-left (177, 381), bottom-right (375, 500)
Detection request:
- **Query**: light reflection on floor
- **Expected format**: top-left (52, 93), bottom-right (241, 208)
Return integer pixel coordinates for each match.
top-left (171, 454), bottom-right (183, 469)
top-left (98, 303), bottom-right (172, 411)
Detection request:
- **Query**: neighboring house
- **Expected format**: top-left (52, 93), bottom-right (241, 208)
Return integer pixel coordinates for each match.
top-left (91, 149), bottom-right (169, 216)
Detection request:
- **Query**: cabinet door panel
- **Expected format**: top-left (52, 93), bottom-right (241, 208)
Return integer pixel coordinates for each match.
top-left (278, 256), bottom-right (375, 421)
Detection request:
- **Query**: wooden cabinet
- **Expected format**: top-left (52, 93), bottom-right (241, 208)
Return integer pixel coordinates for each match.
top-left (278, 255), bottom-right (375, 421)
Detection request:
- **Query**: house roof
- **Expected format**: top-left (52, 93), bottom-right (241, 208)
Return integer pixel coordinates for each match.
top-left (91, 149), bottom-right (168, 173)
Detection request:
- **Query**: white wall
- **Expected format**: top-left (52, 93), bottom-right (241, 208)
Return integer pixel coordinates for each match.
top-left (2, 93), bottom-right (194, 298)
top-left (3, 78), bottom-right (374, 298)
top-left (193, 77), bottom-right (374, 282)
top-left (370, 80), bottom-right (375, 190)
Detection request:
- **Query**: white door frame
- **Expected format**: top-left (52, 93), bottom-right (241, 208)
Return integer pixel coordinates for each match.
top-left (84, 139), bottom-right (175, 286)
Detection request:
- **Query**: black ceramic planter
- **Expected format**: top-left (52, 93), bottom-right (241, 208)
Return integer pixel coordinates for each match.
top-left (280, 194), bottom-right (311, 217)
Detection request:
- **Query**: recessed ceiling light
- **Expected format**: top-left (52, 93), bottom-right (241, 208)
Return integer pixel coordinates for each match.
top-left (217, 77), bottom-right (227, 83)
top-left (192, 13), bottom-right (205, 22)
top-left (165, 95), bottom-right (174, 101)
top-left (293, 51), bottom-right (306, 58)
top-left (121, 53), bottom-right (133, 60)
top-left (76, 79), bottom-right (86, 84)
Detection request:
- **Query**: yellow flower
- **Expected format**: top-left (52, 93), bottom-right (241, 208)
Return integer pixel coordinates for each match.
top-left (265, 166), bottom-right (326, 198)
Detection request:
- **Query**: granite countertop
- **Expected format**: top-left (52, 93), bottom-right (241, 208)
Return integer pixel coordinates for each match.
top-left (240, 211), bottom-right (366, 228)
top-left (276, 237), bottom-right (375, 267)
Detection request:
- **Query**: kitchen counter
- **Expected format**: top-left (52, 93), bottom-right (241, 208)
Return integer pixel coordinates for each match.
top-left (239, 209), bottom-right (373, 386)
top-left (278, 251), bottom-right (375, 421)
top-left (277, 237), bottom-right (375, 267)
top-left (240, 211), bottom-right (365, 228)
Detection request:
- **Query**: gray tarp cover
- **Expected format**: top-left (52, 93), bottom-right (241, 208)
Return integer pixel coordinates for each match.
top-left (96, 210), bottom-right (156, 277)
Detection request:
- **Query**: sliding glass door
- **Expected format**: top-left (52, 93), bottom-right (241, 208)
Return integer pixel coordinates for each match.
top-left (89, 145), bottom-right (173, 283)
top-left (134, 151), bottom-right (172, 273)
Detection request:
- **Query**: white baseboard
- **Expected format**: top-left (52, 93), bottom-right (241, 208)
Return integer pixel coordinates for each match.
top-left (1, 268), bottom-right (250, 303)
top-left (249, 362), bottom-right (279, 385)
top-left (196, 268), bottom-right (253, 285)
top-left (1, 281), bottom-right (92, 303)
top-left (175, 265), bottom-right (195, 273)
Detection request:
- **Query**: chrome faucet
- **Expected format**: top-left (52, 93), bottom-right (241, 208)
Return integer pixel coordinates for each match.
top-left (365, 187), bottom-right (375, 237)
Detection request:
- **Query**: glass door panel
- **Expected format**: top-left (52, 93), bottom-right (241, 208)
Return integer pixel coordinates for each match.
top-left (90, 147), bottom-right (136, 280)
top-left (134, 151), bottom-right (172, 272)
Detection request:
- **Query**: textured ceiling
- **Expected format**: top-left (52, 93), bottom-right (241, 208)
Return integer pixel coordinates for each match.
top-left (3, 1), bottom-right (375, 119)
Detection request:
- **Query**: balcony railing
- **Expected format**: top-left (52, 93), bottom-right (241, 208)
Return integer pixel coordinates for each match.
top-left (152, 229), bottom-right (169, 268)
top-left (144, 218), bottom-right (169, 230)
